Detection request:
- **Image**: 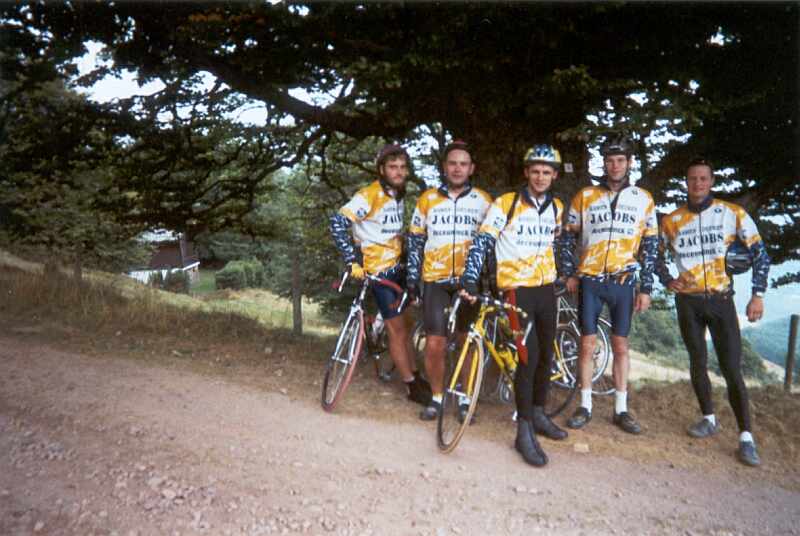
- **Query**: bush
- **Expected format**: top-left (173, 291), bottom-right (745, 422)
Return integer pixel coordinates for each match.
top-left (215, 262), bottom-right (246, 289)
top-left (163, 270), bottom-right (190, 294)
top-left (215, 258), bottom-right (266, 290)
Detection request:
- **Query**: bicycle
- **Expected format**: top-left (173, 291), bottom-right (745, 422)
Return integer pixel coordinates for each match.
top-left (552, 282), bottom-right (614, 396)
top-left (437, 294), bottom-right (578, 453)
top-left (321, 272), bottom-right (407, 412)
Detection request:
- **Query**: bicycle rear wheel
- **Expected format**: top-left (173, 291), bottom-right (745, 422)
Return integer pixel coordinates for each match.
top-left (556, 323), bottom-right (614, 395)
top-left (437, 337), bottom-right (484, 453)
top-left (590, 318), bottom-right (614, 395)
top-left (321, 311), bottom-right (364, 412)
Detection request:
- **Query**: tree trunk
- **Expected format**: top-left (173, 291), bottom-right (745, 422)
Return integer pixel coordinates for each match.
top-left (291, 251), bottom-right (303, 336)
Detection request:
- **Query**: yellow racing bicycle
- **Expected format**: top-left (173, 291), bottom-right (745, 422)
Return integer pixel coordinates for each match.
top-left (437, 295), bottom-right (577, 453)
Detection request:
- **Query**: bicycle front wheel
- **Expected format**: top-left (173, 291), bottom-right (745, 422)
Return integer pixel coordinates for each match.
top-left (545, 339), bottom-right (578, 418)
top-left (437, 337), bottom-right (484, 453)
top-left (321, 311), bottom-right (364, 412)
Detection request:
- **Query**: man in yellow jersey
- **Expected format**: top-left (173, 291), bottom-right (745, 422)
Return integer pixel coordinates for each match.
top-left (329, 144), bottom-right (432, 406)
top-left (461, 144), bottom-right (567, 467)
top-left (656, 157), bottom-right (770, 466)
top-left (561, 132), bottom-right (658, 434)
top-left (406, 140), bottom-right (493, 421)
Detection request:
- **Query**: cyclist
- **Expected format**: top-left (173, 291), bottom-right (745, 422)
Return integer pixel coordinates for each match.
top-left (461, 144), bottom-right (568, 467)
top-left (656, 157), bottom-right (770, 467)
top-left (329, 144), bottom-right (432, 406)
top-left (561, 132), bottom-right (658, 434)
top-left (406, 140), bottom-right (493, 421)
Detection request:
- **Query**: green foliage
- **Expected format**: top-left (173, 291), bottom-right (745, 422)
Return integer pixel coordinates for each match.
top-left (163, 270), bottom-right (191, 294)
top-left (215, 259), bottom-right (265, 290)
top-left (630, 305), bottom-right (778, 383)
top-left (630, 309), bottom-right (690, 362)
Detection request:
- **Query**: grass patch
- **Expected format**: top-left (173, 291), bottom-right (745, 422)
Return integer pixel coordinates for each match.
top-left (0, 248), bottom-right (337, 349)
top-left (190, 268), bottom-right (217, 295)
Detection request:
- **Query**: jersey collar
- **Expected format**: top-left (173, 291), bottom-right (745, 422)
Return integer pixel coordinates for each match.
top-left (521, 188), bottom-right (554, 214)
top-left (687, 195), bottom-right (714, 214)
top-left (437, 181), bottom-right (473, 199)
top-left (378, 178), bottom-right (405, 200)
top-left (598, 175), bottom-right (631, 193)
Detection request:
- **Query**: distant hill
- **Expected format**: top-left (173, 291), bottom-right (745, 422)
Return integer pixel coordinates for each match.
top-left (742, 317), bottom-right (799, 368)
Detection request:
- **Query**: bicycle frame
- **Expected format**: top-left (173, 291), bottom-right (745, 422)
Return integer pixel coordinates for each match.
top-left (445, 296), bottom-right (531, 401)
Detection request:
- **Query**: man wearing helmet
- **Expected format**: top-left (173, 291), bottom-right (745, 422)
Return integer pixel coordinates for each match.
top-left (406, 140), bottom-right (493, 421)
top-left (655, 157), bottom-right (770, 467)
top-left (329, 144), bottom-right (432, 406)
top-left (561, 132), bottom-right (659, 434)
top-left (460, 144), bottom-right (568, 467)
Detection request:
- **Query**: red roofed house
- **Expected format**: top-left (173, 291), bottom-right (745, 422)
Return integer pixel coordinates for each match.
top-left (127, 230), bottom-right (200, 284)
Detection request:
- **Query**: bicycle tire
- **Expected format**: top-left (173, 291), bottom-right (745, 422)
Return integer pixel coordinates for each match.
top-left (555, 323), bottom-right (614, 395)
top-left (437, 337), bottom-right (484, 453)
top-left (590, 318), bottom-right (615, 395)
top-left (321, 311), bottom-right (364, 412)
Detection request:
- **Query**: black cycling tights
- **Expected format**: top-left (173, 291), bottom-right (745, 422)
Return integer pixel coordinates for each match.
top-left (506, 285), bottom-right (556, 421)
top-left (675, 294), bottom-right (751, 432)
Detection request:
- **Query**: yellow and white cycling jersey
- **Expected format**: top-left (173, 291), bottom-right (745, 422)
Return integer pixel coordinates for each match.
top-left (479, 191), bottom-right (564, 290)
top-left (408, 185), bottom-right (492, 282)
top-left (566, 183), bottom-right (658, 277)
top-left (659, 199), bottom-right (764, 294)
top-left (338, 180), bottom-right (404, 274)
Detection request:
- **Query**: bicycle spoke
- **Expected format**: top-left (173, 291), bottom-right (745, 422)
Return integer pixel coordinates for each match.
top-left (437, 338), bottom-right (484, 453)
top-left (321, 312), bottom-right (363, 411)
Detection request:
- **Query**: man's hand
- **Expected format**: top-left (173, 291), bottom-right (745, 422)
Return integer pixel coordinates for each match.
top-left (566, 276), bottom-right (580, 294)
top-left (349, 263), bottom-right (366, 280)
top-left (634, 292), bottom-right (651, 313)
top-left (746, 295), bottom-right (764, 323)
top-left (460, 281), bottom-right (479, 304)
top-left (667, 279), bottom-right (686, 293)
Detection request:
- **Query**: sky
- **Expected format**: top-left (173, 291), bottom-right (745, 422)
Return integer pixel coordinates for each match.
top-left (74, 42), bottom-right (800, 326)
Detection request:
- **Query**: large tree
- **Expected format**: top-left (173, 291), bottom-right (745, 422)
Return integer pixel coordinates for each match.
top-left (2, 2), bottom-right (797, 279)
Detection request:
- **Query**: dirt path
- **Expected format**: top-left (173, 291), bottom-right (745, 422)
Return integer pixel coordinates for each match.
top-left (1, 333), bottom-right (798, 536)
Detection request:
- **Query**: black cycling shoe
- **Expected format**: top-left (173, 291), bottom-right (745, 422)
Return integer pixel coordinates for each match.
top-left (515, 419), bottom-right (547, 467)
top-left (406, 376), bottom-right (432, 406)
top-left (532, 406), bottom-right (568, 440)
top-left (566, 407), bottom-right (592, 429)
top-left (687, 418), bottom-right (720, 438)
top-left (613, 411), bottom-right (642, 435)
top-left (737, 441), bottom-right (761, 467)
top-left (419, 400), bottom-right (441, 421)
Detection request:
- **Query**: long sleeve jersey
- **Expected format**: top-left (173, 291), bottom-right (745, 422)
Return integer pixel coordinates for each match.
top-left (329, 180), bottom-right (404, 274)
top-left (405, 183), bottom-right (492, 285)
top-left (656, 197), bottom-right (770, 295)
top-left (561, 179), bottom-right (659, 293)
top-left (462, 189), bottom-right (564, 291)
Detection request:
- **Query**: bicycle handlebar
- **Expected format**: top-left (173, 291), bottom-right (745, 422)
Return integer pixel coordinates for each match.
top-left (451, 292), bottom-right (533, 343)
top-left (333, 271), bottom-right (408, 313)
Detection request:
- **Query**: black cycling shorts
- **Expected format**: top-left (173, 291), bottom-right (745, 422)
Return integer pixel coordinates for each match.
top-left (422, 280), bottom-right (478, 337)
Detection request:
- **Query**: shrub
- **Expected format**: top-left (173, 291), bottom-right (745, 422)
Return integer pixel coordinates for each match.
top-left (215, 259), bottom-right (266, 289)
top-left (163, 270), bottom-right (190, 294)
top-left (215, 262), bottom-right (246, 289)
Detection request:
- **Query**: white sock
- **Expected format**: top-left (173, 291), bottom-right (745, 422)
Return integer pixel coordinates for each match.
top-left (431, 394), bottom-right (443, 404)
top-left (740, 431), bottom-right (753, 443)
top-left (615, 390), bottom-right (628, 414)
top-left (703, 414), bottom-right (716, 426)
top-left (581, 389), bottom-right (592, 412)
